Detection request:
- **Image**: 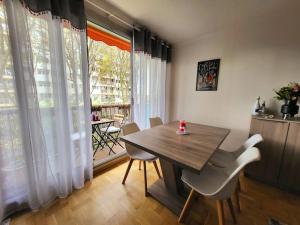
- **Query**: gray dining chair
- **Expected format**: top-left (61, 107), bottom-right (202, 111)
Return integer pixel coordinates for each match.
top-left (122, 122), bottom-right (162, 196)
top-left (179, 147), bottom-right (261, 225)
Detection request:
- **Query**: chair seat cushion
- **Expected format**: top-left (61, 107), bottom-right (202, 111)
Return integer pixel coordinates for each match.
top-left (100, 126), bottom-right (120, 133)
top-left (209, 149), bottom-right (236, 168)
top-left (131, 151), bottom-right (157, 161)
top-left (181, 165), bottom-right (228, 198)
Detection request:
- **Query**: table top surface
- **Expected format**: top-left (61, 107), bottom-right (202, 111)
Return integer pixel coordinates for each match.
top-left (91, 119), bottom-right (114, 125)
top-left (121, 121), bottom-right (230, 172)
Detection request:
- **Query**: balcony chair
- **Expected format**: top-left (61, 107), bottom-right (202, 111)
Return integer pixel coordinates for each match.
top-left (100, 114), bottom-right (125, 155)
top-left (122, 122), bottom-right (162, 196)
top-left (178, 147), bottom-right (261, 225)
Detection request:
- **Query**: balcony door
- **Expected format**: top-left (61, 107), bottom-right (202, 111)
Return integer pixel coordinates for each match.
top-left (87, 21), bottom-right (132, 168)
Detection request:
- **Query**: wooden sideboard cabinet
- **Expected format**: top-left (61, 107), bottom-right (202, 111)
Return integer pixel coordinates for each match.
top-left (245, 116), bottom-right (300, 193)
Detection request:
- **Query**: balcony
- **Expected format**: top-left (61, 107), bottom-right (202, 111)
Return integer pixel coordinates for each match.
top-left (91, 103), bottom-right (131, 121)
top-left (91, 103), bottom-right (131, 165)
top-left (0, 104), bottom-right (131, 168)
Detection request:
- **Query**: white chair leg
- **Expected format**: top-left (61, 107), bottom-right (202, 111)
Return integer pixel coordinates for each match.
top-left (216, 200), bottom-right (225, 225)
top-left (122, 159), bottom-right (134, 184)
top-left (227, 198), bottom-right (237, 224)
top-left (143, 161), bottom-right (148, 196)
top-left (235, 178), bottom-right (241, 212)
top-left (153, 160), bottom-right (162, 178)
top-left (178, 189), bottom-right (196, 223)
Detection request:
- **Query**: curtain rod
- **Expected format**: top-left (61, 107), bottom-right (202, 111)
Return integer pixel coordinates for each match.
top-left (85, 0), bottom-right (170, 47)
top-left (85, 0), bottom-right (141, 31)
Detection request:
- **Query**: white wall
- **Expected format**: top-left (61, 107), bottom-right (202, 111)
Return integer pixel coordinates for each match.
top-left (170, 10), bottom-right (300, 150)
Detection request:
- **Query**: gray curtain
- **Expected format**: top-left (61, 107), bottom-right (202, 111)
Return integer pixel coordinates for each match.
top-left (134, 28), bottom-right (171, 62)
top-left (21, 0), bottom-right (86, 30)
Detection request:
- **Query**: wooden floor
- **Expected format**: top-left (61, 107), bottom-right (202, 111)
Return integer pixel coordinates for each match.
top-left (11, 160), bottom-right (300, 225)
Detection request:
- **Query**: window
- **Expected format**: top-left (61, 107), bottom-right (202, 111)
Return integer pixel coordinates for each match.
top-left (87, 23), bottom-right (131, 106)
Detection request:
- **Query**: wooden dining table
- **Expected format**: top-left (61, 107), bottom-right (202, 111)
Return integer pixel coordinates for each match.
top-left (121, 121), bottom-right (230, 215)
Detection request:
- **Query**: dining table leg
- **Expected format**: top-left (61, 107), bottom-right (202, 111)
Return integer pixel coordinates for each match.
top-left (159, 158), bottom-right (184, 194)
top-left (147, 158), bottom-right (187, 215)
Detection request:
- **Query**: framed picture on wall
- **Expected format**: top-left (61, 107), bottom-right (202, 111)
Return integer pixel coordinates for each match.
top-left (196, 59), bottom-right (220, 91)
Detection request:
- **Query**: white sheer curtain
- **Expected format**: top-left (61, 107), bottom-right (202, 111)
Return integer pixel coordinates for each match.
top-left (0, 0), bottom-right (92, 220)
top-left (133, 53), bottom-right (168, 130)
top-left (132, 29), bottom-right (171, 130)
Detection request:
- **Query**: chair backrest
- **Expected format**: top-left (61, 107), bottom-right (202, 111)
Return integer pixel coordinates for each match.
top-left (149, 117), bottom-right (163, 128)
top-left (233, 134), bottom-right (263, 157)
top-left (114, 114), bottom-right (125, 127)
top-left (114, 113), bottom-right (125, 121)
top-left (211, 147), bottom-right (261, 199)
top-left (122, 122), bottom-right (143, 156)
top-left (122, 122), bottom-right (140, 135)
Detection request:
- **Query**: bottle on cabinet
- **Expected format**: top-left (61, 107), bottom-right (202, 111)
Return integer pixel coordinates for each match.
top-left (252, 96), bottom-right (267, 116)
top-left (252, 96), bottom-right (261, 115)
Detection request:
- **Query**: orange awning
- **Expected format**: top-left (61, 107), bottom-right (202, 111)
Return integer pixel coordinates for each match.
top-left (87, 25), bottom-right (131, 52)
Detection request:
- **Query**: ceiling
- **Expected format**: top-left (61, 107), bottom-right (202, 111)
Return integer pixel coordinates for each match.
top-left (95, 0), bottom-right (299, 45)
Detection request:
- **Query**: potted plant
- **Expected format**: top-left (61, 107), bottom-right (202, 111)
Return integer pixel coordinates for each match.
top-left (274, 82), bottom-right (300, 118)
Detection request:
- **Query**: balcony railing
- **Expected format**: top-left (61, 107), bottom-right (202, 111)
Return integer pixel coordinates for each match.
top-left (91, 103), bottom-right (131, 121)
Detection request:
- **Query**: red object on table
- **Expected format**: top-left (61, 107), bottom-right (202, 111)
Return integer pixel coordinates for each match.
top-left (179, 120), bottom-right (186, 132)
top-left (91, 113), bottom-right (100, 121)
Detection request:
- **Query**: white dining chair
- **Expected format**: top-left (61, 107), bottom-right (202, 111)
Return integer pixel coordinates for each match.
top-left (122, 122), bottom-right (162, 196)
top-left (179, 147), bottom-right (261, 225)
top-left (136, 117), bottom-right (164, 171)
top-left (149, 117), bottom-right (163, 128)
top-left (209, 134), bottom-right (263, 168)
top-left (209, 134), bottom-right (263, 211)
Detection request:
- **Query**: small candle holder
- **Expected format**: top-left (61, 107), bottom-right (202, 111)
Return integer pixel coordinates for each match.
top-left (177, 120), bottom-right (189, 135)
top-left (179, 120), bottom-right (186, 131)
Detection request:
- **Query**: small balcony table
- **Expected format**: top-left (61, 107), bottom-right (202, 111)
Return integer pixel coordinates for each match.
top-left (91, 118), bottom-right (115, 157)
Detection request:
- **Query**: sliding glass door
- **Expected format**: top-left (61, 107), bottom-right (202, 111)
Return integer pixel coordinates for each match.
top-left (87, 21), bottom-right (131, 167)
